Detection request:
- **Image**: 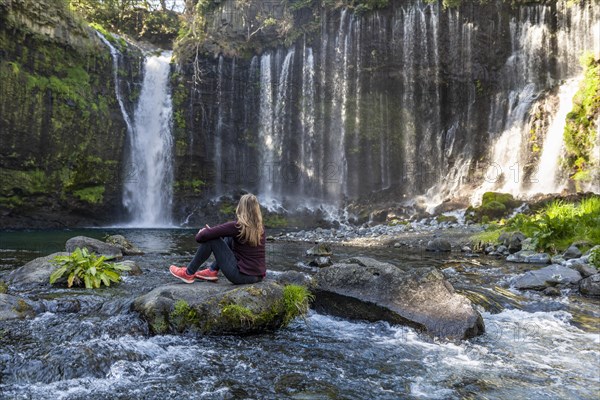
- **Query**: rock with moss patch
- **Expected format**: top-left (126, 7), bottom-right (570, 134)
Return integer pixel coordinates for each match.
top-left (7, 252), bottom-right (69, 289)
top-left (306, 243), bottom-right (332, 257)
top-left (0, 294), bottom-right (36, 321)
top-left (579, 274), bottom-right (600, 296)
top-left (66, 236), bottom-right (122, 258)
top-left (426, 238), bottom-right (452, 252)
top-left (312, 258), bottom-right (484, 340)
top-left (105, 235), bottom-right (144, 255)
top-left (132, 281), bottom-right (311, 335)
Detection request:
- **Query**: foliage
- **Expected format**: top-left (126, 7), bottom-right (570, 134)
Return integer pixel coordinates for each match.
top-left (0, 280), bottom-right (7, 294)
top-left (466, 192), bottom-right (520, 223)
top-left (589, 246), bottom-right (600, 269)
top-left (281, 284), bottom-right (313, 326)
top-left (171, 299), bottom-right (200, 330)
top-left (49, 247), bottom-right (131, 289)
top-left (504, 196), bottom-right (600, 252)
top-left (263, 214), bottom-right (288, 228)
top-left (562, 54), bottom-right (600, 188)
top-left (73, 185), bottom-right (105, 204)
top-left (70, 0), bottom-right (181, 46)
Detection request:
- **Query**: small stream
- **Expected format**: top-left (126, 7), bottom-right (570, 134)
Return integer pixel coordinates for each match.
top-left (0, 229), bottom-right (598, 399)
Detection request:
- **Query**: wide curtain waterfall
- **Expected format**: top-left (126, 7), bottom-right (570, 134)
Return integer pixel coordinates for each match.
top-left (191, 0), bottom-right (599, 210)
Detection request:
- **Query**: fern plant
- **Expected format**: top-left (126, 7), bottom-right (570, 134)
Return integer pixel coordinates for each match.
top-left (50, 247), bottom-right (131, 289)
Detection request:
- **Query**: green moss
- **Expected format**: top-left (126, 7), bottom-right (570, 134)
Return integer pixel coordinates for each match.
top-left (562, 54), bottom-right (600, 188)
top-left (221, 304), bottom-right (257, 327)
top-left (436, 215), bottom-right (458, 224)
top-left (264, 214), bottom-right (288, 228)
top-left (73, 185), bottom-right (105, 204)
top-left (219, 202), bottom-right (236, 216)
top-left (170, 300), bottom-right (200, 332)
top-left (174, 179), bottom-right (205, 194)
top-left (150, 315), bottom-right (169, 334)
top-left (0, 280), bottom-right (8, 294)
top-left (0, 169), bottom-right (50, 197)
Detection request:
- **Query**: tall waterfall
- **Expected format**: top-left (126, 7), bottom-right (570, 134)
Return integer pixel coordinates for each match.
top-left (123, 52), bottom-right (174, 226)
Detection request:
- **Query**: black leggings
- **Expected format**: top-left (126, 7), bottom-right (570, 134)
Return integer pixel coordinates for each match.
top-left (186, 237), bottom-right (261, 285)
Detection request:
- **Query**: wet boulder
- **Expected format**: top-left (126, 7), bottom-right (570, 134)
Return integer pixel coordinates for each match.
top-left (7, 252), bottom-right (69, 289)
top-left (105, 235), bottom-right (144, 255)
top-left (309, 256), bottom-right (332, 268)
top-left (132, 281), bottom-right (309, 335)
top-left (0, 294), bottom-right (35, 321)
top-left (512, 264), bottom-right (583, 291)
top-left (506, 251), bottom-right (551, 264)
top-left (312, 258), bottom-right (485, 340)
top-left (563, 245), bottom-right (582, 260)
top-left (579, 274), bottom-right (600, 296)
top-left (426, 238), bottom-right (452, 252)
top-left (306, 243), bottom-right (332, 257)
top-left (66, 236), bottom-right (122, 258)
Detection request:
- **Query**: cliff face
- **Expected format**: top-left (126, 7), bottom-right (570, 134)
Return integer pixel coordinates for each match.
top-left (171, 0), bottom-right (599, 222)
top-left (0, 0), bottom-right (142, 228)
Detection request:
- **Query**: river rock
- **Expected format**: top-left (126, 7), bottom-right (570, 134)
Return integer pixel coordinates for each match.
top-left (579, 274), bottom-right (600, 296)
top-left (120, 260), bottom-right (143, 276)
top-left (7, 252), bottom-right (70, 289)
top-left (306, 243), bottom-right (332, 257)
top-left (132, 281), bottom-right (301, 335)
top-left (312, 260), bottom-right (484, 340)
top-left (512, 264), bottom-right (583, 290)
top-left (506, 251), bottom-right (551, 264)
top-left (105, 235), bottom-right (144, 255)
top-left (563, 245), bottom-right (582, 260)
top-left (520, 238), bottom-right (536, 251)
top-left (268, 271), bottom-right (312, 287)
top-left (0, 294), bottom-right (35, 321)
top-left (65, 236), bottom-right (122, 258)
top-left (569, 262), bottom-right (597, 278)
top-left (426, 238), bottom-right (452, 252)
top-left (309, 257), bottom-right (332, 268)
top-left (339, 256), bottom-right (398, 270)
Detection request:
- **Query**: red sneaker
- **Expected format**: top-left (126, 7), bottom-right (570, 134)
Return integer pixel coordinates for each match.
top-left (169, 265), bottom-right (195, 283)
top-left (195, 268), bottom-right (219, 281)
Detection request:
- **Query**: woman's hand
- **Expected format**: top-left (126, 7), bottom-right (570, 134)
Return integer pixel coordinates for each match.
top-left (198, 224), bottom-right (210, 235)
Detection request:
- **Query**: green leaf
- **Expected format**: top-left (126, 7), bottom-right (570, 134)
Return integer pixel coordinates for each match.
top-left (100, 273), bottom-right (111, 287)
top-left (112, 263), bottom-right (131, 271)
top-left (89, 266), bottom-right (96, 276)
top-left (93, 276), bottom-right (101, 288)
top-left (49, 266), bottom-right (68, 284)
top-left (67, 272), bottom-right (76, 287)
top-left (84, 275), bottom-right (92, 289)
top-left (104, 270), bottom-right (121, 282)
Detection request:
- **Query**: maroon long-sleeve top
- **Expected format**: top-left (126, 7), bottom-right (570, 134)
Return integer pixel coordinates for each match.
top-left (195, 221), bottom-right (266, 277)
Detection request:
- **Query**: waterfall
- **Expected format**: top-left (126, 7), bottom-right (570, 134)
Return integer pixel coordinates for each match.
top-left (94, 32), bottom-right (134, 135)
top-left (300, 41), bottom-right (316, 196)
top-left (123, 52), bottom-right (174, 227)
top-left (214, 55), bottom-right (224, 195)
top-left (188, 0), bottom-right (599, 215)
top-left (528, 77), bottom-right (583, 194)
top-left (258, 52), bottom-right (275, 202)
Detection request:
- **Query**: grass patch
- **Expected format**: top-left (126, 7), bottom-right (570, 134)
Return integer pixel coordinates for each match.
top-left (476, 196), bottom-right (600, 253)
top-left (73, 185), bottom-right (105, 204)
top-left (281, 284), bottom-right (313, 326)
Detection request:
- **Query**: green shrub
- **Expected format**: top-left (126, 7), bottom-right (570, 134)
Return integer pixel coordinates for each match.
top-left (50, 247), bottom-right (130, 289)
top-left (506, 196), bottom-right (600, 252)
top-left (589, 247), bottom-right (600, 269)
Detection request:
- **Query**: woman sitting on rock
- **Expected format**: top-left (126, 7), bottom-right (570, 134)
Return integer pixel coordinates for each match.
top-left (169, 193), bottom-right (266, 284)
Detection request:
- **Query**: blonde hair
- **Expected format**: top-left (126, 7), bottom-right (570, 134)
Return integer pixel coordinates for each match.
top-left (235, 194), bottom-right (264, 246)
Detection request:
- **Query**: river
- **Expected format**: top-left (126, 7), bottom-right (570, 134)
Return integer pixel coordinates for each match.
top-left (0, 228), bottom-right (598, 399)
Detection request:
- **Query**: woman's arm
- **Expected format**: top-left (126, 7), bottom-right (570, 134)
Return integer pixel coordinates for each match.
top-left (195, 221), bottom-right (238, 242)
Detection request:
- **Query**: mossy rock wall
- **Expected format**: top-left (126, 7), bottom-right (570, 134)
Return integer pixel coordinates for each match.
top-left (0, 0), bottom-right (143, 227)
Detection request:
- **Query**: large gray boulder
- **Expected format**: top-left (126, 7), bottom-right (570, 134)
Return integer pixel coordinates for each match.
top-left (512, 264), bottom-right (583, 291)
top-left (0, 294), bottom-right (35, 321)
top-left (65, 236), bottom-right (122, 258)
top-left (579, 274), bottom-right (600, 296)
top-left (507, 250), bottom-right (551, 264)
top-left (312, 258), bottom-right (484, 340)
top-left (105, 235), bottom-right (144, 255)
top-left (132, 281), bottom-right (306, 335)
top-left (7, 252), bottom-right (69, 289)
